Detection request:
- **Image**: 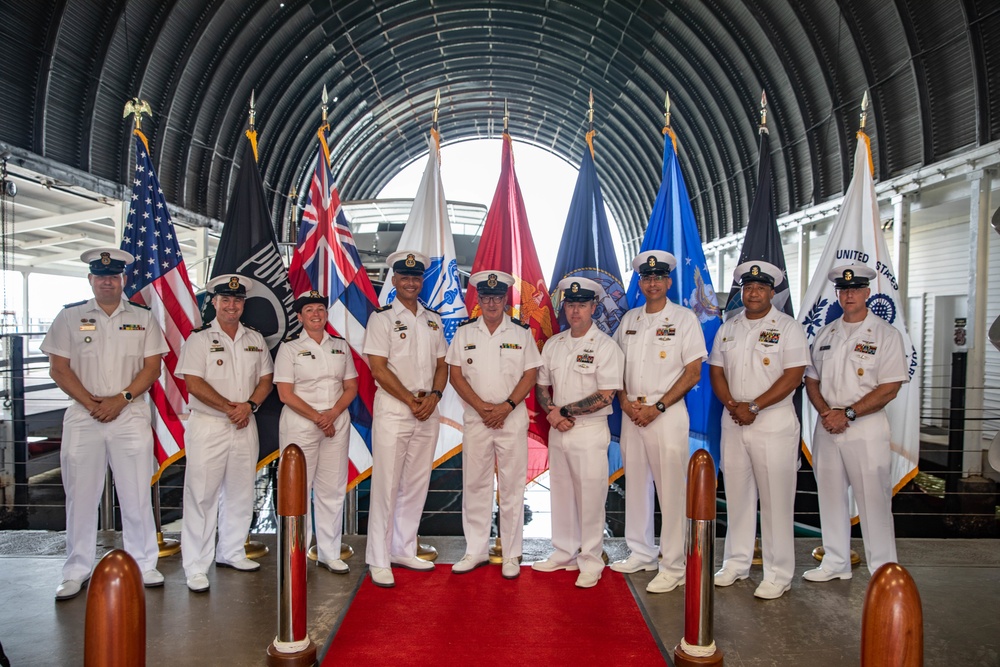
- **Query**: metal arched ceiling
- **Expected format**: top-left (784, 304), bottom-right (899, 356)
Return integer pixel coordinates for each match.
top-left (2, 0), bottom-right (997, 255)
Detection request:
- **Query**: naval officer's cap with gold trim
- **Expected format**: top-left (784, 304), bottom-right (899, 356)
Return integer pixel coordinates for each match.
top-left (557, 276), bottom-right (604, 303)
top-left (828, 263), bottom-right (876, 289)
top-left (631, 250), bottom-right (677, 276)
top-left (81, 248), bottom-right (134, 276)
top-left (207, 274), bottom-right (254, 298)
top-left (733, 260), bottom-right (784, 288)
top-left (387, 250), bottom-right (430, 277)
top-left (293, 289), bottom-right (328, 312)
top-left (470, 270), bottom-right (514, 297)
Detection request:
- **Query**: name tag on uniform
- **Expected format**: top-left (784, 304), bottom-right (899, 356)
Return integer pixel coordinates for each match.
top-left (819, 345), bottom-right (831, 351)
top-left (854, 342), bottom-right (878, 355)
top-left (209, 345), bottom-right (225, 353)
top-left (464, 344), bottom-right (476, 350)
top-left (625, 330), bottom-right (637, 335)
top-left (298, 350), bottom-right (314, 357)
top-left (79, 324), bottom-right (97, 331)
top-left (245, 346), bottom-right (263, 352)
top-left (501, 343), bottom-right (522, 350)
top-left (393, 323), bottom-right (408, 332)
top-left (120, 324), bottom-right (145, 331)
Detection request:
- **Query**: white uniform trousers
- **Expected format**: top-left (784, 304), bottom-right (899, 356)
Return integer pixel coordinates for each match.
top-left (60, 402), bottom-right (158, 581)
top-left (621, 401), bottom-right (690, 577)
top-left (461, 416), bottom-right (528, 558)
top-left (812, 411), bottom-right (896, 574)
top-left (365, 391), bottom-right (439, 569)
top-left (181, 411), bottom-right (259, 576)
top-left (278, 408), bottom-right (351, 563)
top-left (548, 417), bottom-right (610, 575)
top-left (720, 406), bottom-right (799, 587)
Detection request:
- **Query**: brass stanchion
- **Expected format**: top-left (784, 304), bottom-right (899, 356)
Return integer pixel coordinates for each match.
top-left (812, 545), bottom-right (862, 567)
top-left (152, 481), bottom-right (180, 557)
top-left (245, 534), bottom-right (270, 559)
top-left (84, 550), bottom-right (145, 667)
top-left (861, 563), bottom-right (923, 666)
top-left (673, 449), bottom-right (723, 667)
top-left (266, 444), bottom-right (317, 666)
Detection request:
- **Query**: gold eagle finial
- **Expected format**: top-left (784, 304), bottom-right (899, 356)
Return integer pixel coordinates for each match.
top-left (123, 98), bottom-right (153, 131)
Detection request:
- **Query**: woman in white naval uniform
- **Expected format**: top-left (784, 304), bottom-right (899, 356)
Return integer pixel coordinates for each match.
top-left (274, 290), bottom-right (359, 574)
top-left (708, 261), bottom-right (808, 600)
top-left (803, 264), bottom-right (907, 579)
top-left (533, 277), bottom-right (624, 589)
top-left (611, 250), bottom-right (707, 594)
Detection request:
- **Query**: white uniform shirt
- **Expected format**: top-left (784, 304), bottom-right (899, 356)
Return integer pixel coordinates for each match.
top-left (805, 311), bottom-right (909, 408)
top-left (445, 315), bottom-right (542, 422)
top-left (614, 301), bottom-right (707, 400)
top-left (707, 305), bottom-right (809, 409)
top-left (273, 332), bottom-right (359, 410)
top-left (40, 298), bottom-right (168, 400)
top-left (538, 324), bottom-right (623, 418)
top-left (175, 319), bottom-right (274, 417)
top-left (362, 299), bottom-right (447, 392)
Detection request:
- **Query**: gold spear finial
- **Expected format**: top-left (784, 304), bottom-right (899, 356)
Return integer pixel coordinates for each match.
top-left (588, 89), bottom-right (594, 131)
top-left (859, 90), bottom-right (869, 131)
top-left (249, 89), bottom-right (256, 130)
top-left (759, 89), bottom-right (768, 134)
top-left (503, 98), bottom-right (509, 132)
top-left (123, 97), bottom-right (152, 132)
top-left (321, 84), bottom-right (329, 124)
top-left (433, 89), bottom-right (441, 128)
top-left (663, 89), bottom-right (671, 129)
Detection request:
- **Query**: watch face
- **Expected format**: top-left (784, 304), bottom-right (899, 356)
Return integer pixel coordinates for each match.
top-left (655, 402), bottom-right (666, 413)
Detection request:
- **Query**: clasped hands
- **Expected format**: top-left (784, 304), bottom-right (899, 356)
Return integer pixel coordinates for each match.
top-left (409, 393), bottom-right (440, 422)
top-left (475, 400), bottom-right (514, 430)
top-left (725, 400), bottom-right (757, 426)
top-left (546, 405), bottom-right (575, 432)
top-left (87, 393), bottom-right (129, 423)
top-left (622, 400), bottom-right (661, 427)
top-left (818, 408), bottom-right (850, 434)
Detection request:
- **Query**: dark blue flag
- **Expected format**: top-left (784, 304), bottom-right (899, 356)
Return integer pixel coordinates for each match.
top-left (625, 129), bottom-right (723, 469)
top-left (549, 138), bottom-right (628, 479)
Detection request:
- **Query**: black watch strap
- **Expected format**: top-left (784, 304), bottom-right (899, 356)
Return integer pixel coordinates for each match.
top-left (247, 400), bottom-right (258, 413)
top-left (655, 401), bottom-right (666, 413)
top-left (430, 389), bottom-right (443, 399)
top-left (559, 406), bottom-right (571, 419)
top-left (505, 399), bottom-right (517, 410)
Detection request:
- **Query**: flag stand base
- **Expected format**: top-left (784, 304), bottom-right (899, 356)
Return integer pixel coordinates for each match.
top-left (307, 544), bottom-right (354, 562)
top-left (417, 539), bottom-right (438, 561)
top-left (156, 531), bottom-right (181, 558)
top-left (245, 535), bottom-right (269, 560)
top-left (487, 537), bottom-right (523, 564)
top-left (812, 546), bottom-right (861, 567)
top-left (673, 645), bottom-right (723, 666)
top-left (266, 640), bottom-right (316, 666)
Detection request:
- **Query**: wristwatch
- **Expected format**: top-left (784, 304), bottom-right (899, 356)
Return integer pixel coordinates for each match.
top-left (430, 389), bottom-right (443, 399)
top-left (559, 406), bottom-right (571, 419)
top-left (247, 400), bottom-right (259, 413)
top-left (654, 401), bottom-right (666, 413)
top-left (748, 401), bottom-right (760, 415)
top-left (120, 390), bottom-right (133, 403)
top-left (505, 399), bottom-right (517, 410)
top-left (845, 406), bottom-right (857, 421)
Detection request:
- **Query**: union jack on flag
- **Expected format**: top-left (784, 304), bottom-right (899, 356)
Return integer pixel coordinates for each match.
top-left (120, 130), bottom-right (202, 481)
top-left (288, 128), bottom-right (379, 487)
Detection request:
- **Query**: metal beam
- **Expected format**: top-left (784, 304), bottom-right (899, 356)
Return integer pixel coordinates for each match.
top-left (13, 207), bottom-right (118, 233)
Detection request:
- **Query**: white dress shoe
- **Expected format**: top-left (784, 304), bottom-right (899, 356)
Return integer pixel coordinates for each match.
top-left (713, 568), bottom-right (749, 587)
top-left (609, 554), bottom-right (658, 574)
top-left (754, 580), bottom-right (791, 599)
top-left (802, 567), bottom-right (852, 582)
top-left (575, 571), bottom-right (601, 588)
top-left (370, 567), bottom-right (395, 588)
top-left (390, 555), bottom-right (435, 571)
top-left (645, 571), bottom-right (684, 594)
top-left (142, 569), bottom-right (165, 588)
top-left (186, 573), bottom-right (210, 593)
top-left (501, 558), bottom-right (521, 579)
top-left (451, 554), bottom-right (489, 574)
top-left (319, 559), bottom-right (350, 574)
top-left (216, 557), bottom-right (260, 572)
top-left (55, 578), bottom-right (88, 601)
top-left (530, 558), bottom-right (579, 573)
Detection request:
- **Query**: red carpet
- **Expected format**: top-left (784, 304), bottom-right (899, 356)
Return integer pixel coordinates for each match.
top-left (322, 566), bottom-right (668, 666)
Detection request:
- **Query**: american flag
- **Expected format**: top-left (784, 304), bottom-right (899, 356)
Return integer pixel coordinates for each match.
top-left (121, 130), bottom-right (202, 481)
top-left (288, 128), bottom-right (378, 487)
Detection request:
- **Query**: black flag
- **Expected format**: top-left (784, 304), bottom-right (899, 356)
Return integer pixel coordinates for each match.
top-left (209, 134), bottom-right (299, 464)
top-left (724, 126), bottom-right (794, 318)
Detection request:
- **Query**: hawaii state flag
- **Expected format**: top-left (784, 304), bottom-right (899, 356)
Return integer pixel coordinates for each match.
top-left (624, 126), bottom-right (723, 469)
top-left (799, 129), bottom-right (920, 498)
top-left (378, 128), bottom-right (466, 467)
top-left (121, 129), bottom-right (202, 482)
top-left (549, 133), bottom-right (629, 481)
top-left (468, 131), bottom-right (560, 483)
top-left (288, 125), bottom-right (378, 487)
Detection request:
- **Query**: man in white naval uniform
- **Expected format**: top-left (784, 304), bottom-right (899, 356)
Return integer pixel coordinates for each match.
top-left (610, 250), bottom-right (707, 594)
top-left (533, 277), bottom-right (624, 589)
top-left (274, 290), bottom-right (359, 574)
top-left (803, 264), bottom-right (908, 580)
top-left (708, 261), bottom-right (808, 600)
top-left (447, 271), bottom-right (541, 580)
top-left (363, 250), bottom-right (448, 588)
top-left (175, 275), bottom-right (274, 593)
top-left (42, 248), bottom-right (168, 600)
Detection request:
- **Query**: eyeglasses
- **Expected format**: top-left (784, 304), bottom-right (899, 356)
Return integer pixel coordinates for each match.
top-left (479, 295), bottom-right (505, 304)
top-left (639, 275), bottom-right (667, 283)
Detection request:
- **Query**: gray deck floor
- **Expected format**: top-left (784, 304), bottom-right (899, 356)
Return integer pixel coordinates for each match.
top-left (0, 533), bottom-right (997, 666)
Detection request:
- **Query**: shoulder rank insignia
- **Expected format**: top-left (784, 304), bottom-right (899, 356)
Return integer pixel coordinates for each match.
top-left (127, 301), bottom-right (151, 310)
top-left (191, 322), bottom-right (212, 333)
top-left (423, 305), bottom-right (440, 315)
top-left (243, 323), bottom-right (260, 333)
top-left (375, 304), bottom-right (393, 313)
top-left (329, 333), bottom-right (344, 340)
top-left (63, 300), bottom-right (87, 309)
top-left (282, 332), bottom-right (301, 343)
top-left (458, 317), bottom-right (479, 328)
top-left (510, 317), bottom-right (530, 330)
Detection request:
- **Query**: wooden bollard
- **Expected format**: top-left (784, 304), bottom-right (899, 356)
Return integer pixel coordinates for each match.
top-left (267, 444), bottom-right (317, 666)
top-left (674, 449), bottom-right (723, 667)
top-left (84, 549), bottom-right (145, 667)
top-left (861, 563), bottom-right (923, 666)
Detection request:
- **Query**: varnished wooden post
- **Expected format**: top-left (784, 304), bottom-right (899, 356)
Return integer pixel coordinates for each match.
top-left (861, 563), bottom-right (923, 666)
top-left (84, 549), bottom-right (145, 667)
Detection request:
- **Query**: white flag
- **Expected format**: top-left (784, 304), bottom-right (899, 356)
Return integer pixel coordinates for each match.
top-left (379, 130), bottom-right (467, 465)
top-left (800, 132), bottom-right (921, 499)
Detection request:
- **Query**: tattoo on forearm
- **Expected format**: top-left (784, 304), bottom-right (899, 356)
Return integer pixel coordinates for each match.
top-left (536, 385), bottom-right (554, 412)
top-left (564, 392), bottom-right (612, 416)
